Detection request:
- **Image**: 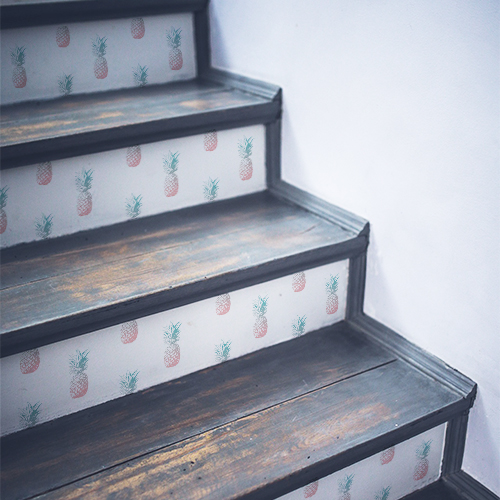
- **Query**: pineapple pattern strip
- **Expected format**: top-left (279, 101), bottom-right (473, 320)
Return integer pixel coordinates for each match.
top-left (1, 13), bottom-right (196, 105)
top-left (0, 260), bottom-right (347, 435)
top-left (0, 125), bottom-right (266, 248)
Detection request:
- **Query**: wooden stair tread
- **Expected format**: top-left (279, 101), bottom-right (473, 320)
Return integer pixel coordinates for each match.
top-left (1, 321), bottom-right (469, 500)
top-left (0, 192), bottom-right (364, 356)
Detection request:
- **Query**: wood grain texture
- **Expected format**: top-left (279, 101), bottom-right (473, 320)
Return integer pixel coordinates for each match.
top-left (401, 480), bottom-right (466, 500)
top-left (1, 322), bottom-right (395, 500)
top-left (0, 193), bottom-right (364, 356)
top-left (32, 360), bottom-right (459, 500)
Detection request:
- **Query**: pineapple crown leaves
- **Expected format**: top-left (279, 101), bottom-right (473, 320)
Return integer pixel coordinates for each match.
top-left (125, 194), bottom-right (143, 219)
top-left (92, 36), bottom-right (107, 57)
top-left (120, 370), bottom-right (139, 394)
top-left (238, 137), bottom-right (254, 159)
top-left (69, 349), bottom-right (89, 374)
top-left (163, 151), bottom-right (180, 174)
top-left (338, 474), bottom-right (354, 494)
top-left (292, 315), bottom-right (307, 337)
top-left (375, 486), bottom-right (391, 500)
top-left (203, 177), bottom-right (219, 201)
top-left (416, 440), bottom-right (432, 459)
top-left (34, 213), bottom-right (54, 239)
top-left (215, 340), bottom-right (231, 362)
top-left (11, 45), bottom-right (26, 66)
top-left (58, 74), bottom-right (74, 96)
top-left (326, 274), bottom-right (339, 294)
top-left (164, 322), bottom-right (181, 344)
top-left (0, 186), bottom-right (9, 209)
top-left (19, 402), bottom-right (42, 427)
top-left (166, 27), bottom-right (182, 49)
top-left (75, 169), bottom-right (93, 193)
top-left (133, 64), bottom-right (148, 87)
top-left (253, 295), bottom-right (268, 317)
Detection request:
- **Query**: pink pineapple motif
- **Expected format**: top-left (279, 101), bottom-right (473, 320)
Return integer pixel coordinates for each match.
top-left (338, 474), bottom-right (354, 500)
top-left (56, 26), bottom-right (70, 47)
top-left (303, 480), bottom-right (319, 498)
top-left (127, 145), bottom-right (141, 167)
top-left (164, 322), bottom-right (181, 367)
top-left (204, 130), bottom-right (218, 151)
top-left (76, 169), bottom-right (93, 216)
top-left (0, 187), bottom-right (9, 234)
top-left (326, 274), bottom-right (339, 314)
top-left (69, 350), bottom-right (89, 399)
top-left (413, 440), bottom-right (432, 480)
top-left (292, 271), bottom-right (306, 292)
top-left (121, 321), bottom-right (138, 344)
top-left (131, 18), bottom-right (145, 39)
top-left (92, 36), bottom-right (108, 79)
top-left (20, 349), bottom-right (40, 374)
top-left (166, 27), bottom-right (183, 70)
top-left (37, 162), bottom-right (52, 185)
top-left (216, 294), bottom-right (231, 315)
top-left (11, 46), bottom-right (27, 88)
top-left (253, 296), bottom-right (268, 338)
top-left (238, 137), bottom-right (253, 180)
top-left (164, 151), bottom-right (180, 197)
top-left (380, 446), bottom-right (395, 465)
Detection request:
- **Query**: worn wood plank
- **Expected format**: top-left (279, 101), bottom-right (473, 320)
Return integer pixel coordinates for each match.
top-left (32, 360), bottom-right (460, 500)
top-left (401, 480), bottom-right (465, 500)
top-left (0, 193), bottom-right (363, 356)
top-left (0, 323), bottom-right (396, 500)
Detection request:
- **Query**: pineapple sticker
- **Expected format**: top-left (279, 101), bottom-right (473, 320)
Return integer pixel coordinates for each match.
top-left (164, 322), bottom-right (181, 368)
top-left (58, 74), bottom-right (73, 96)
top-left (253, 295), bottom-right (268, 338)
top-left (92, 36), bottom-right (108, 79)
top-left (380, 446), bottom-right (395, 465)
top-left (326, 274), bottom-right (339, 315)
top-left (166, 27), bottom-right (183, 70)
top-left (338, 474), bottom-right (354, 500)
top-left (69, 350), bottom-right (89, 399)
top-left (375, 486), bottom-right (391, 500)
top-left (120, 370), bottom-right (139, 395)
top-left (216, 293), bottom-right (231, 315)
top-left (238, 137), bottom-right (254, 180)
top-left (20, 349), bottom-right (40, 374)
top-left (292, 315), bottom-right (307, 337)
top-left (133, 64), bottom-right (148, 87)
top-left (37, 162), bottom-right (52, 185)
top-left (215, 340), bottom-right (231, 362)
top-left (35, 213), bottom-right (53, 239)
top-left (204, 130), bottom-right (218, 151)
top-left (203, 177), bottom-right (219, 202)
top-left (131, 18), bottom-right (145, 39)
top-left (413, 440), bottom-right (432, 480)
top-left (121, 320), bottom-right (138, 344)
top-left (0, 187), bottom-right (9, 234)
top-left (19, 402), bottom-right (41, 429)
top-left (76, 169), bottom-right (93, 216)
top-left (292, 271), bottom-right (306, 292)
top-left (125, 194), bottom-right (142, 219)
top-left (126, 145), bottom-right (141, 167)
top-left (164, 151), bottom-right (180, 197)
top-left (56, 26), bottom-right (70, 47)
top-left (11, 46), bottom-right (27, 88)
top-left (303, 480), bottom-right (319, 498)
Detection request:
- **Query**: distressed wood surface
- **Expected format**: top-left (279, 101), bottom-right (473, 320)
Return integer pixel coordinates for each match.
top-left (32, 359), bottom-right (459, 500)
top-left (0, 193), bottom-right (362, 356)
top-left (1, 323), bottom-right (395, 500)
top-left (401, 479), bottom-right (465, 500)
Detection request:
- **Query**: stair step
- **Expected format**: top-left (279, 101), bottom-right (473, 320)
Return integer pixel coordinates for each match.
top-left (0, 321), bottom-right (472, 500)
top-left (1, 73), bottom-right (281, 169)
top-left (0, 192), bottom-right (364, 356)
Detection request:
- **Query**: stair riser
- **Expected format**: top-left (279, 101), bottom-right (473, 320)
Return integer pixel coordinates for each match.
top-left (1, 13), bottom-right (196, 105)
top-left (1, 259), bottom-right (348, 436)
top-left (0, 124), bottom-right (265, 248)
top-left (279, 424), bottom-right (446, 500)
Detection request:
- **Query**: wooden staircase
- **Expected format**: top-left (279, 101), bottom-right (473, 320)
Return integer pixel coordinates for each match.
top-left (0, 1), bottom-right (489, 499)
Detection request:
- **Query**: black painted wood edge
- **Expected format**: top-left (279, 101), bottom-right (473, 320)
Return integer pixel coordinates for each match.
top-left (266, 118), bottom-right (282, 187)
top-left (345, 252), bottom-right (367, 320)
top-left (442, 411), bottom-right (470, 475)
top-left (444, 471), bottom-right (500, 500)
top-left (348, 314), bottom-right (477, 400)
top-left (1, 0), bottom-right (208, 29)
top-left (194, 4), bottom-right (211, 75)
top-left (269, 180), bottom-right (369, 237)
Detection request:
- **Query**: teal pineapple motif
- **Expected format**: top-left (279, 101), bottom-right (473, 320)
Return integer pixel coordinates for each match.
top-left (133, 65), bottom-right (148, 87)
top-left (215, 340), bottom-right (231, 362)
top-left (375, 486), bottom-right (391, 500)
top-left (35, 213), bottom-right (53, 239)
top-left (238, 137), bottom-right (254, 180)
top-left (164, 322), bottom-right (181, 368)
top-left (166, 27), bottom-right (183, 70)
top-left (326, 274), bottom-right (339, 314)
top-left (19, 402), bottom-right (41, 428)
top-left (414, 440), bottom-right (432, 480)
top-left (253, 295), bottom-right (268, 338)
top-left (58, 74), bottom-right (73, 96)
top-left (125, 194), bottom-right (142, 219)
top-left (338, 474), bottom-right (354, 500)
top-left (120, 370), bottom-right (139, 395)
top-left (164, 151), bottom-right (180, 197)
top-left (292, 315), bottom-right (307, 337)
top-left (203, 177), bottom-right (219, 202)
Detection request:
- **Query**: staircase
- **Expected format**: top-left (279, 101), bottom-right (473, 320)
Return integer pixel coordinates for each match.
top-left (0, 1), bottom-right (486, 499)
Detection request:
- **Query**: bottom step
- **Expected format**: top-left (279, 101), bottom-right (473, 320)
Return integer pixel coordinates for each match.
top-left (1, 321), bottom-right (473, 500)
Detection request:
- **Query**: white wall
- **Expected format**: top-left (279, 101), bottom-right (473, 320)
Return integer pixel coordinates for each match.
top-left (209, 0), bottom-right (500, 494)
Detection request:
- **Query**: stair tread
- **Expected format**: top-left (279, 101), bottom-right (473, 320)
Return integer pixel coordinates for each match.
top-left (1, 321), bottom-right (466, 500)
top-left (0, 192), bottom-right (363, 355)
